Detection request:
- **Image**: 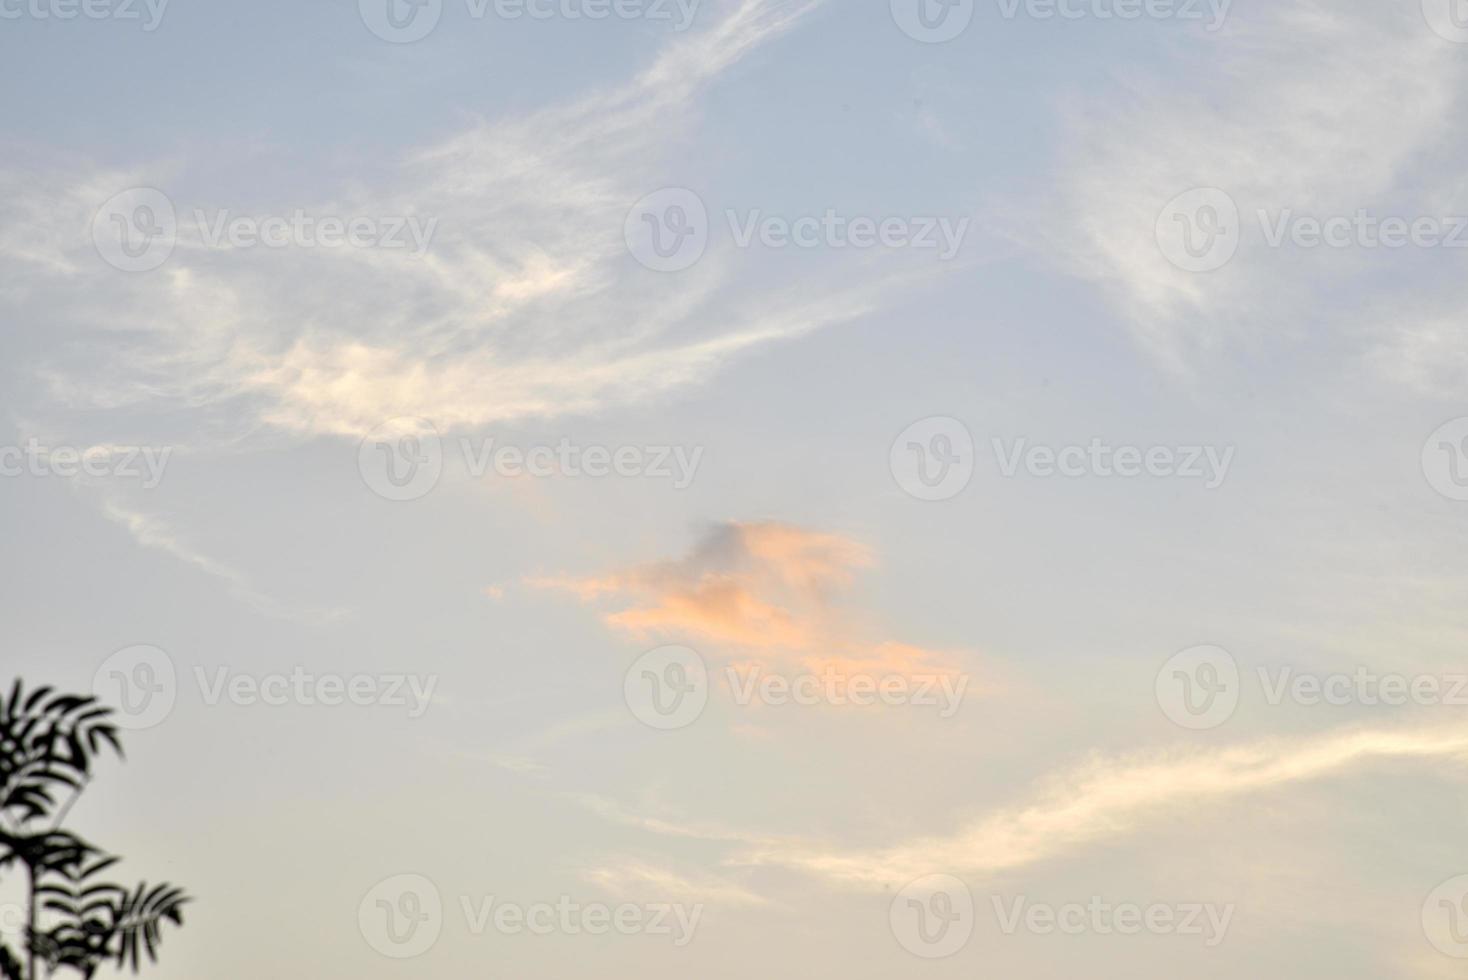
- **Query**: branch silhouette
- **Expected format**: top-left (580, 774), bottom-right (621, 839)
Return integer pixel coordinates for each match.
top-left (0, 680), bottom-right (190, 979)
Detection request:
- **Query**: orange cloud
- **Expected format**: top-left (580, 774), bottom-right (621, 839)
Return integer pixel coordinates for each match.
top-left (526, 521), bottom-right (962, 681)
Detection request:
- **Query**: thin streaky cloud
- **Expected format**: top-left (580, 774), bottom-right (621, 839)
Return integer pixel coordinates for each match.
top-left (730, 720), bottom-right (1468, 888)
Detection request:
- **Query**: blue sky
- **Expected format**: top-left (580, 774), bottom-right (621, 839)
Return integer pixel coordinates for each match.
top-left (4, 0), bottom-right (1468, 977)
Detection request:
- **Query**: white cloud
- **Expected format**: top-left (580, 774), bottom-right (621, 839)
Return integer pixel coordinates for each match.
top-left (0, 0), bottom-right (914, 447)
top-left (1034, 0), bottom-right (1465, 376)
top-left (731, 720), bottom-right (1468, 888)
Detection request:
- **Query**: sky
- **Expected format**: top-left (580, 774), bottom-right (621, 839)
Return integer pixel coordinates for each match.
top-left (3, 0), bottom-right (1468, 976)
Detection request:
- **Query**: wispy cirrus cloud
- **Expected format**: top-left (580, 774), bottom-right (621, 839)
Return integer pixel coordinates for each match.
top-left (1033, 0), bottom-right (1467, 378)
top-left (0, 0), bottom-right (911, 450)
top-left (731, 720), bottom-right (1468, 888)
top-left (100, 499), bottom-right (348, 624)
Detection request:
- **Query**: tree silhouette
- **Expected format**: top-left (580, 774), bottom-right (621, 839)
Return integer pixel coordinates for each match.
top-left (0, 681), bottom-right (190, 979)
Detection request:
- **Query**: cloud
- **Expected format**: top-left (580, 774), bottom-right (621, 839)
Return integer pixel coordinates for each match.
top-left (100, 499), bottom-right (347, 625)
top-left (0, 0), bottom-right (922, 449)
top-left (528, 520), bottom-right (964, 677)
top-left (1033, 0), bottom-right (1466, 376)
top-left (732, 719), bottom-right (1468, 889)
top-left (580, 859), bottom-right (769, 907)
